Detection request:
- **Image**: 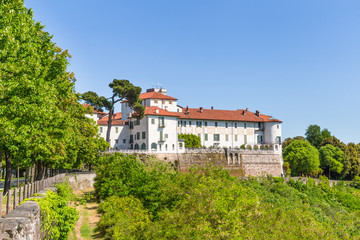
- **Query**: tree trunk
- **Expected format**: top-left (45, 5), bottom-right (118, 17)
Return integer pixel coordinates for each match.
top-left (35, 161), bottom-right (45, 181)
top-left (106, 107), bottom-right (114, 144)
top-left (25, 168), bottom-right (29, 184)
top-left (17, 158), bottom-right (19, 188)
top-left (44, 164), bottom-right (49, 179)
top-left (3, 152), bottom-right (12, 194)
top-left (0, 152), bottom-right (2, 180)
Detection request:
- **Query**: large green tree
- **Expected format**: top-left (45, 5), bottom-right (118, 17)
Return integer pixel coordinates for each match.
top-left (342, 143), bottom-right (360, 179)
top-left (319, 144), bottom-right (344, 179)
top-left (305, 125), bottom-right (331, 149)
top-left (0, 0), bottom-right (105, 191)
top-left (283, 140), bottom-right (321, 176)
top-left (82, 79), bottom-right (145, 144)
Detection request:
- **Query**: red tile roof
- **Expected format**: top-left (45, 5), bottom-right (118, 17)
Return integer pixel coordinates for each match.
top-left (82, 103), bottom-right (106, 115)
top-left (97, 112), bottom-right (126, 125)
top-left (139, 92), bottom-right (177, 100)
top-left (144, 106), bottom-right (180, 117)
top-left (179, 108), bottom-right (281, 123)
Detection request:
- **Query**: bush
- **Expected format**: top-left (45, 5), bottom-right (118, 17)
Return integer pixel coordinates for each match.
top-left (32, 187), bottom-right (79, 240)
top-left (246, 145), bottom-right (252, 150)
top-left (240, 144), bottom-right (246, 149)
top-left (352, 176), bottom-right (360, 189)
top-left (97, 196), bottom-right (151, 240)
top-left (178, 134), bottom-right (201, 148)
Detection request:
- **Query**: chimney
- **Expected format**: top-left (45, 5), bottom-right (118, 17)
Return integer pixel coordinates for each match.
top-left (211, 106), bottom-right (214, 110)
top-left (255, 110), bottom-right (260, 117)
top-left (159, 88), bottom-right (167, 95)
top-left (155, 109), bottom-right (159, 114)
top-left (199, 107), bottom-right (203, 113)
top-left (246, 108), bottom-right (248, 111)
top-left (186, 106), bottom-right (189, 115)
top-left (243, 110), bottom-right (246, 116)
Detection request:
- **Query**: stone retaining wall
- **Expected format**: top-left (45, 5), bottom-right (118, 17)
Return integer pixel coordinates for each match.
top-left (151, 150), bottom-right (283, 177)
top-left (64, 172), bottom-right (96, 191)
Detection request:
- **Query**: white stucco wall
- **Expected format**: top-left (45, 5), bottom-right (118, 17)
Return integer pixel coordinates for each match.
top-left (264, 122), bottom-right (282, 144)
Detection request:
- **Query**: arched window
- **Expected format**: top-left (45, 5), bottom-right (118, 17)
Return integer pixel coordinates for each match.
top-left (141, 143), bottom-right (146, 150)
top-left (134, 143), bottom-right (139, 149)
top-left (151, 142), bottom-right (157, 150)
top-left (234, 153), bottom-right (238, 165)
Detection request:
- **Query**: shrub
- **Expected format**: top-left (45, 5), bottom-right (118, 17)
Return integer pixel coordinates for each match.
top-left (352, 176), bottom-right (360, 189)
top-left (253, 145), bottom-right (259, 150)
top-left (246, 145), bottom-right (252, 150)
top-left (240, 144), bottom-right (246, 149)
top-left (97, 196), bottom-right (151, 240)
top-left (32, 188), bottom-right (79, 240)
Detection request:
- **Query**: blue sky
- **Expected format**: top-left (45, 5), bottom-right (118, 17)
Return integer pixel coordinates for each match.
top-left (24, 0), bottom-right (360, 143)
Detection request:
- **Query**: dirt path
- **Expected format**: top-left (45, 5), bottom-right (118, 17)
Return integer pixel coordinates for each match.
top-left (71, 188), bottom-right (102, 240)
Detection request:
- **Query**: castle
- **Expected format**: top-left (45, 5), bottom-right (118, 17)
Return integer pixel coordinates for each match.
top-left (85, 88), bottom-right (282, 154)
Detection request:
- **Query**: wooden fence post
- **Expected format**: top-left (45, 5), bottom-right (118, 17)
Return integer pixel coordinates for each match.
top-left (0, 192), bottom-right (2, 217)
top-left (13, 188), bottom-right (17, 210)
top-left (6, 190), bottom-right (11, 214)
top-left (19, 186), bottom-right (23, 204)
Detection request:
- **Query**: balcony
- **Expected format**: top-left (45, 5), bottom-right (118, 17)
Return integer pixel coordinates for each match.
top-left (158, 138), bottom-right (165, 142)
top-left (129, 139), bottom-right (134, 144)
top-left (158, 123), bottom-right (165, 128)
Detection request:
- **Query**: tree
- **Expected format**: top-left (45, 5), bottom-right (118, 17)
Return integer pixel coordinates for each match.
top-left (319, 145), bottom-right (344, 179)
top-left (82, 80), bottom-right (145, 144)
top-left (305, 125), bottom-right (332, 149)
top-left (282, 136), bottom-right (306, 151)
top-left (283, 140), bottom-right (321, 176)
top-left (342, 143), bottom-right (360, 179)
top-left (0, 0), bottom-right (105, 191)
top-left (178, 134), bottom-right (201, 148)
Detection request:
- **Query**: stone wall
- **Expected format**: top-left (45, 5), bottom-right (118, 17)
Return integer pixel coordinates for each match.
top-left (151, 149), bottom-right (283, 177)
top-left (64, 172), bottom-right (96, 191)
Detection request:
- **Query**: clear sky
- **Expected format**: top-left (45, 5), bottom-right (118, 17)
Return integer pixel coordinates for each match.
top-left (24, 0), bottom-right (360, 144)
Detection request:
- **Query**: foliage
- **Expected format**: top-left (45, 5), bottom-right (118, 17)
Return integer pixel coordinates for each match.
top-left (343, 143), bottom-right (360, 179)
top-left (97, 196), bottom-right (151, 240)
top-left (94, 153), bottom-right (177, 216)
top-left (319, 145), bottom-right (344, 178)
top-left (305, 125), bottom-right (331, 149)
top-left (32, 188), bottom-right (79, 240)
top-left (95, 156), bottom-right (360, 239)
top-left (82, 79), bottom-right (145, 143)
top-left (283, 140), bottom-right (321, 176)
top-left (282, 136), bottom-right (306, 151)
top-left (178, 134), bottom-right (201, 148)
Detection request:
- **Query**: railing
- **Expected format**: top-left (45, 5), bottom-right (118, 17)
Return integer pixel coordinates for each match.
top-left (0, 173), bottom-right (66, 217)
top-left (158, 123), bottom-right (165, 128)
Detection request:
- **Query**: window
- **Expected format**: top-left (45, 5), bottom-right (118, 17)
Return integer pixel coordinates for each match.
top-left (226, 122), bottom-right (228, 128)
top-left (235, 123), bottom-right (237, 128)
top-left (244, 123), bottom-right (247, 129)
top-left (178, 121), bottom-right (180, 126)
top-left (196, 121), bottom-right (202, 127)
top-left (215, 122), bottom-right (218, 127)
top-left (115, 139), bottom-right (118, 143)
top-left (226, 134), bottom-right (229, 141)
top-left (141, 143), bottom-right (146, 149)
top-left (137, 132), bottom-right (140, 139)
top-left (244, 135), bottom-right (247, 144)
top-left (123, 139), bottom-right (126, 143)
top-left (235, 135), bottom-right (238, 141)
top-left (189, 121), bottom-right (191, 126)
top-left (159, 117), bottom-right (165, 127)
top-left (152, 119), bottom-right (155, 124)
top-left (142, 131), bottom-right (146, 139)
top-left (100, 127), bottom-right (103, 133)
top-left (204, 122), bottom-right (207, 127)
top-left (172, 144), bottom-right (175, 150)
top-left (136, 119), bottom-right (140, 125)
top-left (169, 100), bottom-right (173, 104)
top-left (115, 127), bottom-right (118, 133)
top-left (184, 121), bottom-right (186, 127)
top-left (258, 135), bottom-right (263, 143)
top-left (277, 125), bottom-right (280, 129)
top-left (165, 144), bottom-right (168, 150)
top-left (162, 99), bottom-right (165, 104)
top-left (130, 135), bottom-right (133, 142)
top-left (165, 134), bottom-right (168, 139)
top-left (154, 99), bottom-right (158, 103)
top-left (214, 134), bottom-right (220, 141)
top-left (151, 142), bottom-right (157, 150)
top-left (205, 134), bottom-right (208, 141)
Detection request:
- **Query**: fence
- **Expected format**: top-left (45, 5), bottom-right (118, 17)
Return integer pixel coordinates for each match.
top-left (0, 173), bottom-right (66, 217)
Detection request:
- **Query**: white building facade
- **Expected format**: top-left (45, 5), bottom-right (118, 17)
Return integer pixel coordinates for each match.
top-left (84, 88), bottom-right (282, 153)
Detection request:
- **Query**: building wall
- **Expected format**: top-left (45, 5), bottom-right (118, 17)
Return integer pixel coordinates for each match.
top-left (99, 124), bottom-right (129, 149)
top-left (264, 122), bottom-right (282, 144)
top-left (149, 99), bottom-right (178, 112)
top-left (178, 120), bottom-right (265, 148)
top-left (147, 115), bottom-right (180, 153)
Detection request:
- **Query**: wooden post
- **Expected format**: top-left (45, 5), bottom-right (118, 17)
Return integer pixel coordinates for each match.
top-left (13, 188), bottom-right (17, 210)
top-left (6, 190), bottom-right (11, 214)
top-left (0, 192), bottom-right (3, 217)
top-left (19, 186), bottom-right (23, 204)
top-left (24, 184), bottom-right (27, 199)
top-left (29, 183), bottom-right (32, 197)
